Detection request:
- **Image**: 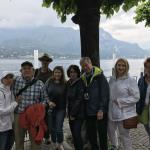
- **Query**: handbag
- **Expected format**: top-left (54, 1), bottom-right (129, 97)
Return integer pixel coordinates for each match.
top-left (123, 116), bottom-right (138, 129)
top-left (138, 105), bottom-right (149, 125)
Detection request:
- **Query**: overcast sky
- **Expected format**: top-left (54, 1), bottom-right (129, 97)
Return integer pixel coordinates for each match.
top-left (0, 0), bottom-right (150, 49)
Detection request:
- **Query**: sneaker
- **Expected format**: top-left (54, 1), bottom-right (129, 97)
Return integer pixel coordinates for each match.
top-left (58, 143), bottom-right (64, 150)
top-left (51, 142), bottom-right (58, 150)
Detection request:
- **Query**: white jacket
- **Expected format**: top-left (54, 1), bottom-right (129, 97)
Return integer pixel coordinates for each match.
top-left (0, 84), bottom-right (17, 132)
top-left (108, 75), bottom-right (140, 121)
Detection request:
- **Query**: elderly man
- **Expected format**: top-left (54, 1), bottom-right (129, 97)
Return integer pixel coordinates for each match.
top-left (80, 57), bottom-right (109, 150)
top-left (13, 61), bottom-right (48, 150)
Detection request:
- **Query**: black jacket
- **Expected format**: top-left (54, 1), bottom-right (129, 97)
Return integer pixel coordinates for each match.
top-left (45, 79), bottom-right (67, 110)
top-left (136, 76), bottom-right (148, 115)
top-left (81, 67), bottom-right (109, 116)
top-left (67, 78), bottom-right (85, 119)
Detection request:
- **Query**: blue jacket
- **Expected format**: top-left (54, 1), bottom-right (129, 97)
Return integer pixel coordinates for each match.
top-left (136, 76), bottom-right (148, 115)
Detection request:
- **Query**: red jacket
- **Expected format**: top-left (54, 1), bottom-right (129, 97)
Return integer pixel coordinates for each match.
top-left (19, 103), bottom-right (47, 144)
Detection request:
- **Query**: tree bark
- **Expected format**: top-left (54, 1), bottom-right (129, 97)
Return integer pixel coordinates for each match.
top-left (72, 0), bottom-right (101, 67)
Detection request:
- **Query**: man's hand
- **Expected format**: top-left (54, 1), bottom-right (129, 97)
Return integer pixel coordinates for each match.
top-left (70, 116), bottom-right (75, 121)
top-left (97, 111), bottom-right (103, 120)
top-left (113, 99), bottom-right (118, 105)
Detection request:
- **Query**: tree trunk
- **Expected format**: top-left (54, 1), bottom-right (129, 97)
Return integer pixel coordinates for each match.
top-left (72, 0), bottom-right (101, 67)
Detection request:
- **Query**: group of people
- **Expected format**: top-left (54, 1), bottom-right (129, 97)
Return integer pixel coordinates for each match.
top-left (0, 53), bottom-right (150, 150)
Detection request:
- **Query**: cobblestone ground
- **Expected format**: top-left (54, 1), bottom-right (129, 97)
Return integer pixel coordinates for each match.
top-left (12, 121), bottom-right (150, 150)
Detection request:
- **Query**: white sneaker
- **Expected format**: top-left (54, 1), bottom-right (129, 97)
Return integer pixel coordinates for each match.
top-left (58, 143), bottom-right (64, 150)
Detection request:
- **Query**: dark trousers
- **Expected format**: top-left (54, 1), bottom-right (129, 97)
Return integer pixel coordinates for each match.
top-left (69, 119), bottom-right (83, 150)
top-left (86, 115), bottom-right (108, 150)
top-left (0, 129), bottom-right (14, 150)
top-left (50, 109), bottom-right (66, 143)
top-left (144, 125), bottom-right (150, 136)
top-left (45, 112), bottom-right (50, 139)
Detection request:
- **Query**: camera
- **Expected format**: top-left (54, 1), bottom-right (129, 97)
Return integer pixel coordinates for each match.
top-left (84, 92), bottom-right (90, 101)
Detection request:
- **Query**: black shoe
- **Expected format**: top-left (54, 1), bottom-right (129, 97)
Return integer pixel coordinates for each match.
top-left (44, 139), bottom-right (51, 145)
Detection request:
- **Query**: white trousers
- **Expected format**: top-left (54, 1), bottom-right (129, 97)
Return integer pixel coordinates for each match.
top-left (108, 120), bottom-right (133, 150)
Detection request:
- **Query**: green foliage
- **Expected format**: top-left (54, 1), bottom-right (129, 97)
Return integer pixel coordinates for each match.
top-left (42, 0), bottom-right (77, 23)
top-left (134, 1), bottom-right (150, 27)
top-left (42, 0), bottom-right (147, 22)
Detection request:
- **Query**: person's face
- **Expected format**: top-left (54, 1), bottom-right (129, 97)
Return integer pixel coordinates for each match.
top-left (69, 68), bottom-right (78, 80)
top-left (81, 61), bottom-right (93, 73)
top-left (53, 69), bottom-right (62, 81)
top-left (116, 60), bottom-right (127, 77)
top-left (21, 66), bottom-right (34, 79)
top-left (2, 77), bottom-right (14, 86)
top-left (145, 62), bottom-right (150, 77)
top-left (41, 60), bottom-right (50, 68)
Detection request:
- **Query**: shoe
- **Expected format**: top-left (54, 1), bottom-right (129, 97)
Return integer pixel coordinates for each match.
top-left (44, 138), bottom-right (51, 145)
top-left (51, 142), bottom-right (58, 150)
top-left (57, 143), bottom-right (64, 150)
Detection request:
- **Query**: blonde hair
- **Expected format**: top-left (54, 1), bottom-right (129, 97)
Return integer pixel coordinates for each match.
top-left (114, 58), bottom-right (129, 76)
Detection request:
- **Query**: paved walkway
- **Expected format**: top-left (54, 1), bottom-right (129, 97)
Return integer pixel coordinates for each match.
top-left (12, 122), bottom-right (150, 150)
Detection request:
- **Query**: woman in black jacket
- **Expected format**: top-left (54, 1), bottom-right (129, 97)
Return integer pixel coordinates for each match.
top-left (67, 65), bottom-right (85, 150)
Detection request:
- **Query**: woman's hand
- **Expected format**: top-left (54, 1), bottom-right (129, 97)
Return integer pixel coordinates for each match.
top-left (15, 96), bottom-right (22, 103)
top-left (48, 101), bottom-right (56, 107)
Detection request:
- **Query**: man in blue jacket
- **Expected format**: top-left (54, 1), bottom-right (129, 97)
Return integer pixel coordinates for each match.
top-left (80, 57), bottom-right (109, 150)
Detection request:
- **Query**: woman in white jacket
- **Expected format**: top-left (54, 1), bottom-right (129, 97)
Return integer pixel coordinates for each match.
top-left (108, 58), bottom-right (140, 150)
top-left (0, 73), bottom-right (18, 150)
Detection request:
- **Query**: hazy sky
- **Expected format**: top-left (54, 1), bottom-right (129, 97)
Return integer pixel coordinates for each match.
top-left (0, 0), bottom-right (150, 49)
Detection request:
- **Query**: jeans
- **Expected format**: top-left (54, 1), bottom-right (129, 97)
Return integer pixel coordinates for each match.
top-left (69, 119), bottom-right (83, 150)
top-left (86, 115), bottom-right (108, 150)
top-left (50, 109), bottom-right (66, 143)
top-left (0, 129), bottom-right (14, 150)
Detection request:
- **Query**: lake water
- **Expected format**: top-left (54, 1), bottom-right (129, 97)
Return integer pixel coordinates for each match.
top-left (0, 58), bottom-right (145, 79)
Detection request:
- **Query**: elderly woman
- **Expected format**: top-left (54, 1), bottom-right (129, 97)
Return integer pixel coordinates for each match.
top-left (108, 58), bottom-right (140, 150)
top-left (0, 73), bottom-right (18, 150)
top-left (137, 57), bottom-right (150, 138)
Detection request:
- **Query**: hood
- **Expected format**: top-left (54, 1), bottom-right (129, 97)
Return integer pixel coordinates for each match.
top-left (81, 66), bottom-right (103, 86)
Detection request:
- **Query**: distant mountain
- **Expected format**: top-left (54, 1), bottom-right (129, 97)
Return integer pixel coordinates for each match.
top-left (0, 26), bottom-right (148, 58)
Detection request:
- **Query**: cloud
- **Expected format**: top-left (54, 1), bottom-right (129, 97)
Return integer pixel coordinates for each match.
top-left (0, 0), bottom-right (149, 49)
top-left (101, 9), bottom-right (150, 49)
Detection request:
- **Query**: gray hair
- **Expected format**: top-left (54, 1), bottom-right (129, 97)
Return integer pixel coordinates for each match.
top-left (80, 57), bottom-right (92, 65)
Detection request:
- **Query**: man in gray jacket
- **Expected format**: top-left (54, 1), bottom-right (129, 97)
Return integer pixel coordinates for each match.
top-left (80, 57), bottom-right (109, 150)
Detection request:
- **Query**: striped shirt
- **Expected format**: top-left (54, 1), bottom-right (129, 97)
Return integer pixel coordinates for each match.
top-left (13, 76), bottom-right (48, 113)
